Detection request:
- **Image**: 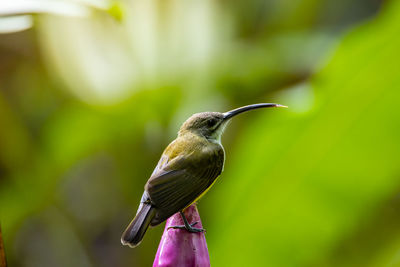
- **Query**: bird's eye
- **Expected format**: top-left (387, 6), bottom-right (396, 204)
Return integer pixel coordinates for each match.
top-left (207, 118), bottom-right (217, 127)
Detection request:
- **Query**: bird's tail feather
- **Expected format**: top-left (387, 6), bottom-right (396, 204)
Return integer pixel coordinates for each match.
top-left (121, 203), bottom-right (156, 248)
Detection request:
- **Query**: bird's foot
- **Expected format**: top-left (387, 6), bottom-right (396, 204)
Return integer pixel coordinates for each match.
top-left (167, 211), bottom-right (206, 233)
top-left (168, 222), bottom-right (205, 233)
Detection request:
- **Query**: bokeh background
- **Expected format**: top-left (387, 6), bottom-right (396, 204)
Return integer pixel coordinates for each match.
top-left (1, 0), bottom-right (400, 266)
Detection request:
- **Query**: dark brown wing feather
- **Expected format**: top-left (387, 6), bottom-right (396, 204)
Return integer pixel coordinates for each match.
top-left (146, 144), bottom-right (224, 226)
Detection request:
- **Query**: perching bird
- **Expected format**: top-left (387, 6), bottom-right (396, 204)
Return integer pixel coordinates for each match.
top-left (121, 103), bottom-right (287, 247)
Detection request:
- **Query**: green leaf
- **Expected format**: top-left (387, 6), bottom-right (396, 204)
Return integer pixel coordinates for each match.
top-left (208, 1), bottom-right (400, 266)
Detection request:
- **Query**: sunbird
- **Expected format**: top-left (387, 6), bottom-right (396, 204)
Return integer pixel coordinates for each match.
top-left (121, 103), bottom-right (287, 247)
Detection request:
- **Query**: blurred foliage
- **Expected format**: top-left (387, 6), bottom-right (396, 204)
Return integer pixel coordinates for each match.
top-left (207, 1), bottom-right (400, 266)
top-left (0, 226), bottom-right (5, 267)
top-left (1, 0), bottom-right (398, 266)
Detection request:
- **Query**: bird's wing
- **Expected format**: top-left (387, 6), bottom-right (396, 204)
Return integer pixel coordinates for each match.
top-left (145, 146), bottom-right (224, 226)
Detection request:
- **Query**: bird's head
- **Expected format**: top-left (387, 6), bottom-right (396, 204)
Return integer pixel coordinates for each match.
top-left (178, 103), bottom-right (287, 142)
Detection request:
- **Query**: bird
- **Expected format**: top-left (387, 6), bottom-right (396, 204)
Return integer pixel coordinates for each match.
top-left (121, 103), bottom-right (287, 248)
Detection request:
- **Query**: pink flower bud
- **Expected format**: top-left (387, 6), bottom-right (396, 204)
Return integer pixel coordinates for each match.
top-left (153, 204), bottom-right (210, 267)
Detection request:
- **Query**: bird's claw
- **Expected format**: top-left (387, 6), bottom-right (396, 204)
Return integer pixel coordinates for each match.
top-left (167, 221), bottom-right (205, 233)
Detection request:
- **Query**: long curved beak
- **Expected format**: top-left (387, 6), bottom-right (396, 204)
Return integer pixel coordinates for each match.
top-left (222, 103), bottom-right (287, 121)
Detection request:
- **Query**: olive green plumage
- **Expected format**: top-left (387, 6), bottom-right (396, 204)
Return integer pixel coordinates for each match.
top-left (121, 103), bottom-right (286, 248)
top-left (146, 131), bottom-right (225, 225)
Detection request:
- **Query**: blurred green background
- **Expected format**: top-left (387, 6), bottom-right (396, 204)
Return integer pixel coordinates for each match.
top-left (1, 0), bottom-right (400, 266)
